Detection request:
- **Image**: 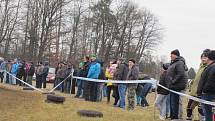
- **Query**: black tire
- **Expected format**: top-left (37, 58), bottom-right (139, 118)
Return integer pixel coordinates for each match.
top-left (23, 87), bottom-right (34, 90)
top-left (46, 94), bottom-right (65, 103)
top-left (77, 110), bottom-right (103, 118)
top-left (42, 92), bottom-right (55, 95)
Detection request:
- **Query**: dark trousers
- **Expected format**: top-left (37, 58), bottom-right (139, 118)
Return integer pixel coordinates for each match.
top-left (84, 81), bottom-right (91, 101)
top-left (0, 72), bottom-right (4, 83)
top-left (170, 92), bottom-right (180, 119)
top-left (76, 80), bottom-right (83, 97)
top-left (202, 94), bottom-right (215, 121)
top-left (140, 83), bottom-right (152, 107)
top-left (42, 74), bottom-right (48, 88)
top-left (112, 85), bottom-right (119, 105)
top-left (186, 98), bottom-right (203, 118)
top-left (107, 85), bottom-right (113, 103)
top-left (64, 79), bottom-right (71, 93)
top-left (6, 73), bottom-right (9, 83)
top-left (36, 75), bottom-right (43, 88)
top-left (16, 74), bottom-right (22, 86)
top-left (96, 83), bottom-right (103, 102)
top-left (90, 82), bottom-right (97, 102)
top-left (70, 78), bottom-right (76, 94)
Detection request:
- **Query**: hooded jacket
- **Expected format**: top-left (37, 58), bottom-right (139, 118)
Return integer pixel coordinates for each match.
top-left (190, 63), bottom-right (207, 96)
top-left (157, 71), bottom-right (169, 95)
top-left (113, 63), bottom-right (129, 81)
top-left (197, 62), bottom-right (215, 95)
top-left (167, 56), bottom-right (188, 91)
top-left (28, 64), bottom-right (35, 76)
top-left (87, 61), bottom-right (101, 79)
top-left (11, 62), bottom-right (19, 75)
top-left (127, 65), bottom-right (139, 86)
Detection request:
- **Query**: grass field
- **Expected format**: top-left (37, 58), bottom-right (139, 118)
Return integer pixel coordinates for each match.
top-left (0, 83), bottom-right (196, 121)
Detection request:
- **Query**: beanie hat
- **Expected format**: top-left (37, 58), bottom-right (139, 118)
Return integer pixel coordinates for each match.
top-left (171, 49), bottom-right (180, 56)
top-left (201, 49), bottom-right (211, 58)
top-left (90, 54), bottom-right (96, 58)
top-left (162, 63), bottom-right (170, 70)
top-left (208, 50), bottom-right (215, 61)
top-left (79, 62), bottom-right (84, 68)
top-left (129, 59), bottom-right (136, 64)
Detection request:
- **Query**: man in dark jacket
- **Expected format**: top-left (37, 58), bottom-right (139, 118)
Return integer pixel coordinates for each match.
top-left (64, 64), bottom-right (73, 94)
top-left (114, 58), bottom-right (129, 109)
top-left (81, 56), bottom-right (91, 101)
top-left (16, 61), bottom-right (25, 86)
top-left (197, 50), bottom-right (215, 121)
top-left (167, 49), bottom-right (188, 120)
top-left (127, 59), bottom-right (139, 111)
top-left (42, 61), bottom-right (49, 88)
top-left (26, 62), bottom-right (35, 85)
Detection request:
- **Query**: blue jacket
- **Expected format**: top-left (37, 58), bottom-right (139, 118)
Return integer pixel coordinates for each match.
top-left (87, 62), bottom-right (101, 79)
top-left (11, 63), bottom-right (19, 75)
top-left (0, 61), bottom-right (6, 71)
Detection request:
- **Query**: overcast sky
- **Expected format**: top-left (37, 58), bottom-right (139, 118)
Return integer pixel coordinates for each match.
top-left (133, 0), bottom-right (215, 69)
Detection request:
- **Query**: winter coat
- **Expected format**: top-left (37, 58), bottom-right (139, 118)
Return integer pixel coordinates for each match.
top-left (56, 66), bottom-right (67, 79)
top-left (17, 63), bottom-right (25, 76)
top-left (167, 56), bottom-right (188, 91)
top-left (99, 68), bottom-right (106, 80)
top-left (157, 71), bottom-right (169, 95)
top-left (43, 65), bottom-right (49, 76)
top-left (113, 63), bottom-right (129, 81)
top-left (0, 61), bottom-right (6, 71)
top-left (28, 65), bottom-right (35, 76)
top-left (105, 69), bottom-right (112, 86)
top-left (190, 64), bottom-right (207, 96)
top-left (25, 63), bottom-right (30, 74)
top-left (127, 65), bottom-right (139, 86)
top-left (87, 61), bottom-right (101, 79)
top-left (35, 65), bottom-right (44, 76)
top-left (83, 62), bottom-right (90, 77)
top-left (64, 67), bottom-right (73, 79)
top-left (197, 62), bottom-right (215, 95)
top-left (136, 84), bottom-right (144, 96)
top-left (11, 63), bottom-right (19, 75)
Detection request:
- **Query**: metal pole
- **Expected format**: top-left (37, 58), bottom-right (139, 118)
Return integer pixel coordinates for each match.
top-left (70, 68), bottom-right (74, 95)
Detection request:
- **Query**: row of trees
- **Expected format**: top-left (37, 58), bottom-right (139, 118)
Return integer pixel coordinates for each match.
top-left (0, 0), bottom-right (163, 67)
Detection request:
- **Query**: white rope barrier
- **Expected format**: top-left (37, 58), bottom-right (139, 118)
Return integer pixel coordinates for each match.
top-left (5, 71), bottom-right (44, 93)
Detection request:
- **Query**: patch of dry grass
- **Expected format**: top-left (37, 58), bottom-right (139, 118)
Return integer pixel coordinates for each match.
top-left (0, 83), bottom-right (198, 121)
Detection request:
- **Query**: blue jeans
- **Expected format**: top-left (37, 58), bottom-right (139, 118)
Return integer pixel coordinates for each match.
top-left (118, 84), bottom-right (127, 109)
top-left (64, 79), bottom-right (71, 93)
top-left (96, 83), bottom-right (103, 101)
top-left (140, 83), bottom-right (152, 106)
top-left (76, 80), bottom-right (83, 97)
top-left (136, 95), bottom-right (142, 105)
top-left (103, 85), bottom-right (107, 97)
top-left (166, 94), bottom-right (171, 117)
top-left (170, 92), bottom-right (180, 119)
top-left (202, 94), bottom-right (215, 121)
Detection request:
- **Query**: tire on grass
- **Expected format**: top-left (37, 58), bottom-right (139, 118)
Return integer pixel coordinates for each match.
top-left (23, 87), bottom-right (34, 90)
top-left (77, 110), bottom-right (103, 118)
top-left (46, 94), bottom-right (65, 103)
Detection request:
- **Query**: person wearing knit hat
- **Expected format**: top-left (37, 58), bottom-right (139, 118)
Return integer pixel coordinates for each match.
top-left (186, 50), bottom-right (209, 121)
top-left (167, 49), bottom-right (188, 120)
top-left (207, 50), bottom-right (215, 61)
top-left (197, 50), bottom-right (215, 121)
top-left (87, 54), bottom-right (101, 102)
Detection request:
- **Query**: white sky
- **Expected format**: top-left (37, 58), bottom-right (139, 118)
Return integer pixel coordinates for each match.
top-left (133, 0), bottom-right (215, 69)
